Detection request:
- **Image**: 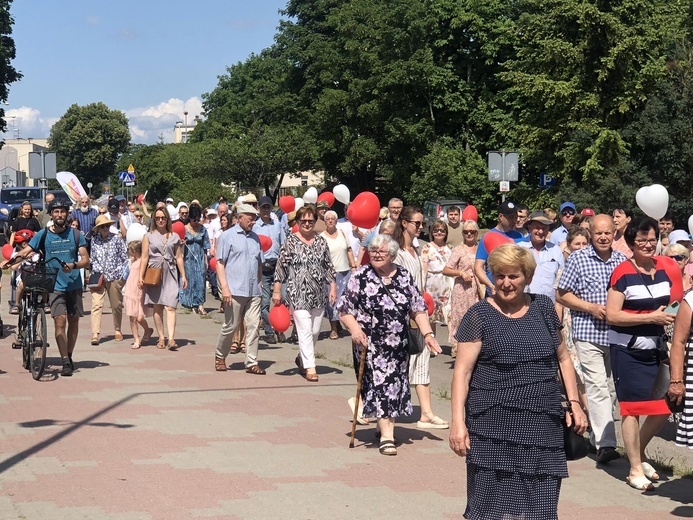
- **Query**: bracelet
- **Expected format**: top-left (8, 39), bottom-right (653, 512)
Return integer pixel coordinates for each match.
top-left (670, 380), bottom-right (684, 385)
top-left (568, 399), bottom-right (580, 405)
top-left (423, 331), bottom-right (434, 338)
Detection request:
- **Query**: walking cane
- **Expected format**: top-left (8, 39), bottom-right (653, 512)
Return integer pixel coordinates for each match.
top-left (349, 339), bottom-right (369, 448)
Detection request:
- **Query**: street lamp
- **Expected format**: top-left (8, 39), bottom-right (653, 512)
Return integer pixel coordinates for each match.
top-left (183, 111), bottom-right (188, 143)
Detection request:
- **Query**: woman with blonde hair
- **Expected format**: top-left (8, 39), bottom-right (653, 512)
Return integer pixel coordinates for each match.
top-left (443, 220), bottom-right (480, 357)
top-left (451, 244), bottom-right (587, 518)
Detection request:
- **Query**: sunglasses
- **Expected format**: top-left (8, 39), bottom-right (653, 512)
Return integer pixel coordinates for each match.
top-left (134, 214), bottom-right (143, 217)
top-left (155, 216), bottom-right (167, 221)
top-left (562, 209), bottom-right (576, 216)
top-left (299, 219), bottom-right (315, 225)
top-left (669, 254), bottom-right (687, 261)
top-left (463, 230), bottom-right (478, 235)
top-left (432, 229), bottom-right (446, 234)
top-left (407, 220), bottom-right (423, 228)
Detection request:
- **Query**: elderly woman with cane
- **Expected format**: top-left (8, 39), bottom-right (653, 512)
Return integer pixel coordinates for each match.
top-left (338, 234), bottom-right (441, 455)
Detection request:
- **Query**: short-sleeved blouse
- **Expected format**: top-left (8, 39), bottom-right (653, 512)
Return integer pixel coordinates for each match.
top-left (275, 232), bottom-right (336, 310)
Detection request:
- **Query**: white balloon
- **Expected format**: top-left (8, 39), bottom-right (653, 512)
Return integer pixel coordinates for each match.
top-left (688, 215), bottom-right (693, 238)
top-left (333, 184), bottom-right (350, 204)
top-left (635, 184), bottom-right (669, 220)
top-left (294, 197), bottom-right (305, 210)
top-left (303, 187), bottom-right (318, 204)
top-left (126, 222), bottom-right (148, 244)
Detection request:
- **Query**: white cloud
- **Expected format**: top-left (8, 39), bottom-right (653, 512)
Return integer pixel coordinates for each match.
top-left (86, 15), bottom-right (101, 26)
top-left (125, 97), bottom-right (204, 144)
top-left (0, 97), bottom-right (204, 145)
top-left (0, 106), bottom-right (55, 140)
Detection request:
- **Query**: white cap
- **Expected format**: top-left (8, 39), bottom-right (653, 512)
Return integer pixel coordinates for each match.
top-left (668, 229), bottom-right (691, 244)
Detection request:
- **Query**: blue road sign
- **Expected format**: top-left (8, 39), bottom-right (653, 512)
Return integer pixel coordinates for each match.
top-left (540, 172), bottom-right (555, 188)
top-left (118, 171), bottom-right (135, 182)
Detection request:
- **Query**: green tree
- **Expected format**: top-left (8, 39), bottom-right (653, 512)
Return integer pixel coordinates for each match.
top-left (0, 0), bottom-right (20, 138)
top-left (48, 102), bottom-right (131, 187)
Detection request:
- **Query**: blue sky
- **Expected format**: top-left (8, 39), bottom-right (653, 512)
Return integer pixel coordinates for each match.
top-left (2, 0), bottom-right (288, 144)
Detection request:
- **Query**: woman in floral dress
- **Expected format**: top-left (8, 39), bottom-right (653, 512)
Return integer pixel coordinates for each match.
top-left (338, 234), bottom-right (440, 455)
top-left (422, 220), bottom-right (452, 325)
top-left (442, 220), bottom-right (480, 356)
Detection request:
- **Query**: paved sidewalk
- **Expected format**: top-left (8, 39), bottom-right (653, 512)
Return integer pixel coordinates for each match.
top-left (0, 286), bottom-right (691, 519)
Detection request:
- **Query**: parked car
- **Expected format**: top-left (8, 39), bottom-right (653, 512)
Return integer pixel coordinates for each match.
top-left (0, 186), bottom-right (70, 236)
top-left (422, 198), bottom-right (468, 239)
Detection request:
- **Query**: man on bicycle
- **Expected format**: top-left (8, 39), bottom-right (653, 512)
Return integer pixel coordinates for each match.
top-left (6, 199), bottom-right (90, 376)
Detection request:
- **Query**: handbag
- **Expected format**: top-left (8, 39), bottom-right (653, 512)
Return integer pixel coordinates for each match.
top-left (87, 271), bottom-right (104, 291)
top-left (142, 265), bottom-right (162, 286)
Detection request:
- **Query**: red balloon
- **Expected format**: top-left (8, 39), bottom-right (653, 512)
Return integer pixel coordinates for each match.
top-left (279, 196), bottom-right (295, 214)
top-left (136, 194), bottom-right (145, 205)
top-left (462, 205), bottom-right (478, 222)
top-left (209, 257), bottom-right (217, 271)
top-left (259, 234), bottom-right (272, 252)
top-left (2, 243), bottom-right (13, 261)
top-left (423, 292), bottom-right (435, 316)
top-left (172, 221), bottom-right (186, 240)
top-left (317, 191), bottom-right (335, 207)
top-left (657, 255), bottom-right (683, 303)
top-left (482, 231), bottom-right (513, 253)
top-left (269, 303), bottom-right (291, 333)
top-left (346, 191), bottom-right (380, 228)
top-left (291, 223), bottom-right (298, 233)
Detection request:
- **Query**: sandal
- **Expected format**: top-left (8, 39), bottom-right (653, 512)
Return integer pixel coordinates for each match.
top-left (197, 306), bottom-right (208, 316)
top-left (240, 343), bottom-right (246, 353)
top-left (167, 340), bottom-right (179, 351)
top-left (379, 439), bottom-right (397, 456)
top-left (626, 475), bottom-right (654, 491)
top-left (416, 415), bottom-right (450, 430)
top-left (215, 356), bottom-right (227, 371)
top-left (642, 462), bottom-right (660, 482)
top-left (245, 364), bottom-right (266, 375)
top-left (230, 342), bottom-right (241, 354)
top-left (305, 372), bottom-right (319, 382)
top-left (156, 338), bottom-right (166, 349)
top-left (131, 341), bottom-right (141, 350)
top-left (330, 330), bottom-right (339, 340)
top-left (142, 327), bottom-right (154, 344)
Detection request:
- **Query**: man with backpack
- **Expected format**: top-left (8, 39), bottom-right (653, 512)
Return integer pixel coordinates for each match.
top-left (7, 199), bottom-right (90, 376)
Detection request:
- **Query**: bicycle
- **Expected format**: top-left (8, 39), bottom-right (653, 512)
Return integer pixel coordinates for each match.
top-left (13, 263), bottom-right (56, 380)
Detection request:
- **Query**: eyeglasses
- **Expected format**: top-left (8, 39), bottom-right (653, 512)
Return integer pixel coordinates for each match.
top-left (248, 202), bottom-right (258, 207)
top-left (432, 229), bottom-right (446, 234)
top-left (369, 249), bottom-right (390, 258)
top-left (668, 254), bottom-right (687, 261)
top-left (389, 206), bottom-right (403, 211)
top-left (463, 230), bottom-right (478, 235)
top-left (407, 220), bottom-right (423, 228)
top-left (379, 217), bottom-right (388, 221)
top-left (134, 214), bottom-right (143, 218)
top-left (155, 216), bottom-right (167, 221)
top-left (299, 219), bottom-right (315, 225)
top-left (179, 212), bottom-right (189, 216)
top-left (634, 239), bottom-right (657, 246)
top-left (99, 211), bottom-right (107, 214)
top-left (562, 209), bottom-right (576, 216)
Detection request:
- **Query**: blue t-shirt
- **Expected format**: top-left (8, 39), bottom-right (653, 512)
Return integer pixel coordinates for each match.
top-left (476, 228), bottom-right (524, 288)
top-left (28, 228), bottom-right (86, 292)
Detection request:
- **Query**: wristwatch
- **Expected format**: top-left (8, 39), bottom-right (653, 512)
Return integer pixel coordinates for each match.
top-left (424, 332), bottom-right (435, 339)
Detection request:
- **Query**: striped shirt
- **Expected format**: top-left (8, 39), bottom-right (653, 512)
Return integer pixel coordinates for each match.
top-left (608, 259), bottom-right (672, 350)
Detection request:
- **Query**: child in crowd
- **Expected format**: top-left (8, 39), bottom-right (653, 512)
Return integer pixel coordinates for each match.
top-left (9, 229), bottom-right (38, 346)
top-left (123, 241), bottom-right (153, 349)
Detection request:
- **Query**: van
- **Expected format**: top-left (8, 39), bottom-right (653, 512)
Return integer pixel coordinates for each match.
top-left (422, 199), bottom-right (468, 239)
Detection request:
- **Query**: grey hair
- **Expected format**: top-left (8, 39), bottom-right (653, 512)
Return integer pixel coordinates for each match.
top-left (325, 210), bottom-right (338, 220)
top-left (379, 219), bottom-right (397, 234)
top-left (369, 234), bottom-right (399, 258)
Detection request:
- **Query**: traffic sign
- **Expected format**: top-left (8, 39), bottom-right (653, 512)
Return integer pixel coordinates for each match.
top-left (118, 171), bottom-right (136, 182)
top-left (127, 163), bottom-right (135, 174)
top-left (540, 172), bottom-right (555, 188)
top-left (488, 151), bottom-right (519, 181)
top-left (500, 181), bottom-right (510, 192)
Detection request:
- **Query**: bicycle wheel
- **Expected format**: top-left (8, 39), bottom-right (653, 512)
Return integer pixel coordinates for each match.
top-left (19, 303), bottom-right (29, 370)
top-left (29, 307), bottom-right (47, 381)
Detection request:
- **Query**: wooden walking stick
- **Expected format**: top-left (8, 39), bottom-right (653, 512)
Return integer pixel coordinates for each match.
top-left (349, 339), bottom-right (369, 448)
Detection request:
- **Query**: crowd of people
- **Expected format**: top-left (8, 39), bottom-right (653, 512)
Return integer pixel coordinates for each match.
top-left (2, 189), bottom-right (692, 518)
